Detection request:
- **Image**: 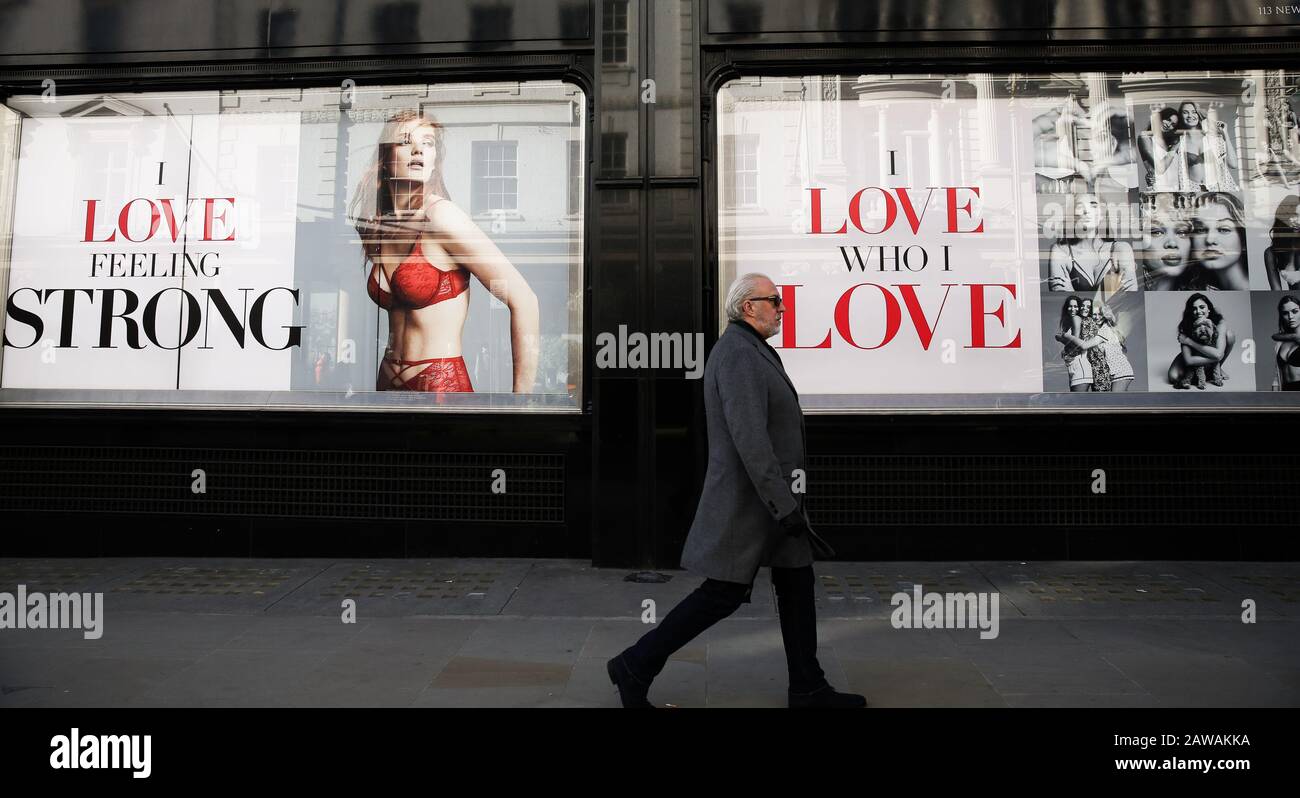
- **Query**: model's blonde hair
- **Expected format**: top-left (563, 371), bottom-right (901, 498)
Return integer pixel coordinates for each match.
top-left (348, 109), bottom-right (450, 264)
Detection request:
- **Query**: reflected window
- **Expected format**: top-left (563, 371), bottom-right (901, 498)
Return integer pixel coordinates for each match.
top-left (600, 132), bottom-right (627, 177)
top-left (723, 134), bottom-right (758, 207)
top-left (602, 0), bottom-right (629, 65)
top-left (471, 140), bottom-right (518, 213)
top-left (568, 140), bottom-right (582, 214)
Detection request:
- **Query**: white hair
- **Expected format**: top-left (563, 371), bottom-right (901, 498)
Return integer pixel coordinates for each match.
top-left (724, 273), bottom-right (772, 322)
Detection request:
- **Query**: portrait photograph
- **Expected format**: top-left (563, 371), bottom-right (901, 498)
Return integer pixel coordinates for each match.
top-left (1144, 290), bottom-right (1255, 392)
top-left (1039, 291), bottom-right (1147, 392)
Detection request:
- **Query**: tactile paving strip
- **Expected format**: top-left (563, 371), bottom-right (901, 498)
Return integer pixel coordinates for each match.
top-left (317, 565), bottom-right (499, 600)
top-left (1230, 574), bottom-right (1300, 603)
top-left (110, 566), bottom-right (294, 596)
top-left (1012, 571), bottom-right (1221, 604)
top-left (0, 562), bottom-right (106, 588)
top-left (818, 570), bottom-right (986, 603)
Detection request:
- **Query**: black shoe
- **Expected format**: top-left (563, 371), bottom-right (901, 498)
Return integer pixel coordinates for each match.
top-left (788, 684), bottom-right (867, 709)
top-left (607, 653), bottom-right (655, 708)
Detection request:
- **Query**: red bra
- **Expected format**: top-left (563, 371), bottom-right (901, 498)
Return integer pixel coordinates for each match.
top-left (366, 242), bottom-right (470, 310)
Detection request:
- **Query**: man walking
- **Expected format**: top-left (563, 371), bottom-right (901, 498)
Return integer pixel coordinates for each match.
top-left (607, 273), bottom-right (867, 709)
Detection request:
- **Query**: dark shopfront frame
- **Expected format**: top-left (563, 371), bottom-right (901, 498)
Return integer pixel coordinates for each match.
top-left (0, 2), bottom-right (601, 559)
top-left (0, 0), bottom-right (1298, 566)
top-left (690, 1), bottom-right (1300, 564)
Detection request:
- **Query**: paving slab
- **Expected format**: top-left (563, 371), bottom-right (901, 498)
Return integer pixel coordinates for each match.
top-left (129, 649), bottom-right (332, 707)
top-left (1001, 692), bottom-right (1162, 708)
top-left (838, 657), bottom-right (1007, 708)
top-left (704, 636), bottom-right (791, 708)
top-left (98, 558), bottom-right (331, 614)
top-left (351, 617), bottom-right (483, 656)
top-left (942, 619), bottom-right (1083, 649)
top-left (412, 685), bottom-right (565, 708)
top-left (1181, 562), bottom-right (1300, 618)
top-left (498, 560), bottom-right (696, 617)
top-left (277, 618), bottom-right (479, 707)
top-left (221, 614), bottom-right (371, 654)
top-left (819, 618), bottom-right (968, 659)
top-left (453, 618), bottom-right (593, 664)
top-left (1062, 617), bottom-right (1300, 662)
top-left (72, 612), bottom-right (255, 657)
top-left (1101, 651), bottom-right (1300, 707)
top-left (577, 619), bottom-right (708, 665)
top-left (0, 652), bottom-right (199, 708)
top-left (968, 645), bottom-right (1147, 696)
top-left (974, 561), bottom-right (1244, 618)
top-left (564, 655), bottom-right (708, 708)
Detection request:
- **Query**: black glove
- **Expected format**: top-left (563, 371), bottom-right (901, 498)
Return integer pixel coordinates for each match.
top-left (778, 510), bottom-right (812, 538)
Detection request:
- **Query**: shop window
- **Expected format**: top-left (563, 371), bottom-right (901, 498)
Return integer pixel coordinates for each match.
top-left (0, 81), bottom-right (586, 412)
top-left (715, 71), bottom-right (1300, 411)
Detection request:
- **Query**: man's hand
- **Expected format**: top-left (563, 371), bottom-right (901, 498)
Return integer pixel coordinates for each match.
top-left (779, 510), bottom-right (812, 538)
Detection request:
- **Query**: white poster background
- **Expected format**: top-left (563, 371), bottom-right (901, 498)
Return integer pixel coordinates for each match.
top-left (0, 111), bottom-right (300, 391)
top-left (178, 112), bottom-right (300, 390)
top-left (1, 115), bottom-right (189, 389)
top-left (719, 77), bottom-right (1044, 396)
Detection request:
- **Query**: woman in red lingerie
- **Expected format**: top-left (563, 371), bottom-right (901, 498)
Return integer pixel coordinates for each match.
top-left (350, 109), bottom-right (539, 393)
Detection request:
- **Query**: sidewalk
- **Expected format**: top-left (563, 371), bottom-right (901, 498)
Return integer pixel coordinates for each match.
top-left (1, 558), bottom-right (1297, 708)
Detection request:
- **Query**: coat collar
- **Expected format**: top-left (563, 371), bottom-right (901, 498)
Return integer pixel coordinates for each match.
top-left (727, 320), bottom-right (799, 399)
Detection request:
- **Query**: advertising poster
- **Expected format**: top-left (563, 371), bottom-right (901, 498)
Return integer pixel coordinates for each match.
top-left (717, 71), bottom-right (1300, 409)
top-left (718, 75), bottom-right (1043, 398)
top-left (0, 82), bottom-right (585, 411)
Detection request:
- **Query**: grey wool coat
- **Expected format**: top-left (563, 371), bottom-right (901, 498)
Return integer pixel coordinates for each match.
top-left (680, 320), bottom-right (817, 584)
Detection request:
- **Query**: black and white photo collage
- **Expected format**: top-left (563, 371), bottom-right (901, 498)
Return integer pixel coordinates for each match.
top-left (1031, 71), bottom-right (1300, 394)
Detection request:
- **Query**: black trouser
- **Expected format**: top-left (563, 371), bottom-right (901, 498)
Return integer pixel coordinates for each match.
top-left (621, 564), bottom-right (827, 694)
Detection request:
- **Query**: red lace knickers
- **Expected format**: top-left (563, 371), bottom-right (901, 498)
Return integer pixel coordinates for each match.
top-left (378, 355), bottom-right (474, 392)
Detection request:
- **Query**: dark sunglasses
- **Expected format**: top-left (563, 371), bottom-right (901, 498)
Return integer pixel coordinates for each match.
top-left (746, 294), bottom-right (783, 308)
